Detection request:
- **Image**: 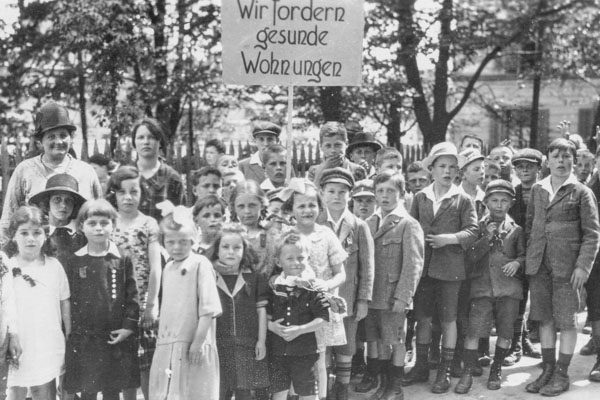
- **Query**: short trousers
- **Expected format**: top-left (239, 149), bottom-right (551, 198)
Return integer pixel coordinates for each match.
top-left (585, 262), bottom-right (600, 322)
top-left (467, 297), bottom-right (520, 339)
top-left (364, 309), bottom-right (406, 346)
top-left (413, 277), bottom-right (462, 323)
top-left (269, 354), bottom-right (319, 396)
top-left (529, 264), bottom-right (580, 330)
top-left (333, 317), bottom-right (359, 356)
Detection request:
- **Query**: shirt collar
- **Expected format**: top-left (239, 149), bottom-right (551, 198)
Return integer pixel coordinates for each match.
top-left (538, 174), bottom-right (578, 196)
top-left (74, 241), bottom-right (121, 258)
top-left (458, 182), bottom-right (485, 203)
top-left (250, 151), bottom-right (262, 166)
top-left (49, 220), bottom-right (78, 235)
top-left (260, 179), bottom-right (276, 191)
top-left (374, 203), bottom-right (407, 221)
top-left (422, 182), bottom-right (461, 204)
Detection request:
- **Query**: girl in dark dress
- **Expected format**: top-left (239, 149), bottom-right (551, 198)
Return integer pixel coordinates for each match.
top-left (211, 224), bottom-right (269, 400)
top-left (64, 199), bottom-right (140, 400)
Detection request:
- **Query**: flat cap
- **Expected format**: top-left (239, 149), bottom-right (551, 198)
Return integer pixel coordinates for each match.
top-left (320, 167), bottom-right (355, 189)
top-left (485, 179), bottom-right (515, 199)
top-left (512, 148), bottom-right (543, 166)
top-left (351, 179), bottom-right (375, 198)
top-left (252, 121), bottom-right (281, 138)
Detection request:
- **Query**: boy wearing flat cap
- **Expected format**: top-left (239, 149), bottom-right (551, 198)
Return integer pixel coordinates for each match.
top-left (238, 121), bottom-right (281, 184)
top-left (456, 180), bottom-right (525, 394)
top-left (319, 167), bottom-right (374, 400)
top-left (525, 138), bottom-right (600, 396)
top-left (351, 179), bottom-right (376, 221)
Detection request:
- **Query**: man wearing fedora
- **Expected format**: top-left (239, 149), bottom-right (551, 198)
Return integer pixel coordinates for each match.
top-left (0, 101), bottom-right (102, 244)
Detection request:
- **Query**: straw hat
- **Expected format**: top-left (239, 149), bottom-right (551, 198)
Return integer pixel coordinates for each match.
top-left (422, 142), bottom-right (465, 170)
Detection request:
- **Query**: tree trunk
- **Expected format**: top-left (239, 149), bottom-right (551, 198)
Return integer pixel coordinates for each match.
top-left (529, 0), bottom-right (547, 150)
top-left (77, 51), bottom-right (89, 160)
top-left (386, 102), bottom-right (401, 148)
top-left (320, 87), bottom-right (343, 121)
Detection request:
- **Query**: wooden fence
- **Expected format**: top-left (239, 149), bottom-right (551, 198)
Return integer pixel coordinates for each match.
top-left (0, 135), bottom-right (432, 207)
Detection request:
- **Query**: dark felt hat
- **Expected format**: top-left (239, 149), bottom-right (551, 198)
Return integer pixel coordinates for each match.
top-left (320, 167), bottom-right (355, 189)
top-left (512, 148), bottom-right (543, 166)
top-left (484, 179), bottom-right (516, 199)
top-left (33, 101), bottom-right (76, 139)
top-left (252, 121), bottom-right (282, 138)
top-left (346, 132), bottom-right (383, 156)
top-left (29, 173), bottom-right (87, 213)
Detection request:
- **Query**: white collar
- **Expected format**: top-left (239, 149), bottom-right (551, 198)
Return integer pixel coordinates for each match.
top-left (538, 174), bottom-right (578, 196)
top-left (49, 220), bottom-right (78, 235)
top-left (74, 241), bottom-right (121, 258)
top-left (326, 208), bottom-right (352, 231)
top-left (458, 182), bottom-right (485, 203)
top-left (250, 151), bottom-right (262, 166)
top-left (374, 203), bottom-right (407, 221)
top-left (260, 179), bottom-right (277, 191)
top-left (422, 182), bottom-right (461, 204)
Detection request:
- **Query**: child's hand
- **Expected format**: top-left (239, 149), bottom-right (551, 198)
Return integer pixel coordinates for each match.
top-left (501, 261), bottom-right (520, 277)
top-left (142, 305), bottom-right (158, 329)
top-left (108, 328), bottom-right (133, 345)
top-left (281, 325), bottom-right (304, 342)
top-left (255, 341), bottom-right (266, 360)
top-left (188, 342), bottom-right (205, 365)
top-left (486, 222), bottom-right (499, 239)
top-left (571, 267), bottom-right (588, 292)
top-left (7, 334), bottom-right (22, 368)
top-left (557, 120), bottom-right (571, 140)
top-left (355, 300), bottom-right (368, 322)
top-left (323, 153), bottom-right (344, 168)
top-left (425, 234), bottom-right (452, 248)
top-left (268, 318), bottom-right (286, 338)
top-left (391, 299), bottom-right (408, 314)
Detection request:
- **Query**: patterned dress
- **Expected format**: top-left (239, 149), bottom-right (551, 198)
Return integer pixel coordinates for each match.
top-left (111, 213), bottom-right (160, 371)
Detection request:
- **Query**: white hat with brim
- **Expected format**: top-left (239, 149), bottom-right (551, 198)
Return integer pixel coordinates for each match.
top-left (422, 142), bottom-right (465, 171)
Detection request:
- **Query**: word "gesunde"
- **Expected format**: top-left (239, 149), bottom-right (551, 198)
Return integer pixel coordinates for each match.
top-left (254, 25), bottom-right (328, 50)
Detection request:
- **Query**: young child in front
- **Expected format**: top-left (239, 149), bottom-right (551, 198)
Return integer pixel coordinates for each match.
top-left (106, 166), bottom-right (162, 400)
top-left (4, 206), bottom-right (70, 400)
top-left (403, 143), bottom-right (478, 394)
top-left (308, 122), bottom-right (366, 186)
top-left (149, 202), bottom-right (222, 400)
top-left (267, 231), bottom-right (330, 400)
top-left (456, 180), bottom-right (525, 393)
top-left (319, 168), bottom-right (375, 400)
top-left (363, 170), bottom-right (424, 400)
top-left (0, 250), bottom-right (20, 400)
top-left (281, 178), bottom-right (347, 399)
top-left (64, 199), bottom-right (140, 400)
top-left (211, 224), bottom-right (269, 400)
top-left (525, 138), bottom-right (600, 396)
top-left (192, 194), bottom-right (227, 257)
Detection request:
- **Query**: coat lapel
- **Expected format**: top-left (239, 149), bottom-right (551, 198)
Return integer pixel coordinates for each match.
top-left (338, 215), bottom-right (354, 245)
top-left (547, 184), bottom-right (576, 209)
top-left (432, 196), bottom-right (456, 222)
top-left (216, 271), bottom-right (249, 298)
top-left (374, 215), bottom-right (400, 240)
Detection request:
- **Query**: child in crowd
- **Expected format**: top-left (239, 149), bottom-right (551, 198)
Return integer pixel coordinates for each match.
top-left (489, 145), bottom-right (515, 183)
top-left (575, 149), bottom-right (595, 183)
top-left (405, 161), bottom-right (431, 194)
top-left (211, 224), bottom-right (269, 400)
top-left (308, 122), bottom-right (366, 186)
top-left (64, 199), bottom-right (140, 400)
top-left (363, 170), bottom-right (424, 400)
top-left (28, 173), bottom-right (87, 273)
top-left (192, 195), bottom-right (227, 256)
top-left (106, 166), bottom-right (161, 400)
top-left (483, 160), bottom-right (501, 190)
top-left (260, 145), bottom-right (288, 191)
top-left (191, 166), bottom-right (222, 202)
top-left (351, 180), bottom-right (376, 221)
top-left (525, 138), bottom-right (600, 396)
top-left (457, 149), bottom-right (486, 219)
top-left (459, 135), bottom-right (484, 153)
top-left (217, 154), bottom-right (240, 177)
top-left (404, 142), bottom-right (478, 394)
top-left (267, 232), bottom-right (330, 400)
top-left (506, 149), bottom-right (543, 366)
top-left (88, 154), bottom-right (114, 195)
top-left (281, 178), bottom-right (347, 399)
top-left (0, 250), bottom-right (20, 400)
top-left (4, 206), bottom-right (70, 400)
top-left (149, 202), bottom-right (222, 400)
top-left (204, 139), bottom-right (227, 168)
top-left (346, 132), bottom-right (383, 177)
top-left (319, 168), bottom-right (375, 400)
top-left (456, 180), bottom-right (525, 393)
top-left (375, 147), bottom-right (403, 174)
top-left (239, 121), bottom-right (282, 184)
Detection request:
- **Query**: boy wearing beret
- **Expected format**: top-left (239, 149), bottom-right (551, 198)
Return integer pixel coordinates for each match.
top-left (238, 121), bottom-right (281, 184)
top-left (319, 167), bottom-right (374, 400)
top-left (455, 180), bottom-right (525, 393)
top-left (525, 139), bottom-right (600, 396)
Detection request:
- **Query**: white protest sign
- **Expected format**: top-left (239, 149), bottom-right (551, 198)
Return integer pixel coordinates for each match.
top-left (222, 0), bottom-right (364, 86)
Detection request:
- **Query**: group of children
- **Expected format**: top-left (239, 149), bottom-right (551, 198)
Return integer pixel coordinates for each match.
top-left (0, 118), bottom-right (599, 400)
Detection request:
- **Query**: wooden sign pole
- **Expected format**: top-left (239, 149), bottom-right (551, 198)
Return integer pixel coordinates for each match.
top-left (286, 84), bottom-right (294, 182)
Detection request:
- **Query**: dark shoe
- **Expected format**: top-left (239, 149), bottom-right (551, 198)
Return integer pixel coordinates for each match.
top-left (478, 353), bottom-right (492, 367)
top-left (450, 357), bottom-right (463, 378)
top-left (472, 363), bottom-right (483, 377)
top-left (355, 372), bottom-right (379, 393)
top-left (487, 363), bottom-right (502, 390)
top-left (580, 338), bottom-right (596, 356)
top-left (368, 372), bottom-right (388, 400)
top-left (504, 336), bottom-right (522, 366)
top-left (589, 360), bottom-right (600, 382)
top-left (539, 364), bottom-right (570, 396)
top-left (335, 382), bottom-right (349, 400)
top-left (431, 361), bottom-right (451, 394)
top-left (401, 363), bottom-right (429, 386)
top-left (381, 373), bottom-right (404, 400)
top-left (522, 337), bottom-right (542, 358)
top-left (525, 362), bottom-right (555, 393)
top-left (454, 368), bottom-right (473, 394)
top-left (529, 328), bottom-right (540, 343)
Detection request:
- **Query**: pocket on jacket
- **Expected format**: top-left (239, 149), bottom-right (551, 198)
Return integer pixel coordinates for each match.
top-left (381, 236), bottom-right (402, 258)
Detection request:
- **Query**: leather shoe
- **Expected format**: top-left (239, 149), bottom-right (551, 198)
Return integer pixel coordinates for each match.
top-left (589, 360), bottom-right (600, 382)
top-left (522, 337), bottom-right (542, 358)
top-left (454, 369), bottom-right (473, 394)
top-left (431, 361), bottom-right (451, 394)
top-left (526, 362), bottom-right (555, 393)
top-left (539, 364), bottom-right (570, 396)
top-left (580, 337), bottom-right (596, 356)
top-left (401, 364), bottom-right (429, 387)
top-left (487, 363), bottom-right (502, 390)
